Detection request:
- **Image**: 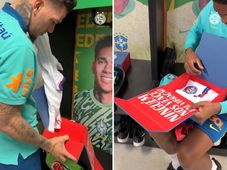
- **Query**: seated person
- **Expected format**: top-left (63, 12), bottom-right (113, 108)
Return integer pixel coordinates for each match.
top-left (150, 1), bottom-right (227, 170)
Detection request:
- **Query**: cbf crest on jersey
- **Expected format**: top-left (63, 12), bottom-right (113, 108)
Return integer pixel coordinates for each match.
top-left (96, 120), bottom-right (108, 135)
top-left (114, 33), bottom-right (128, 51)
top-left (183, 86), bottom-right (198, 94)
top-left (209, 12), bottom-right (221, 25)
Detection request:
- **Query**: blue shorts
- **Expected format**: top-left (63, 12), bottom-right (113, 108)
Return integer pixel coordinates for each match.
top-left (160, 74), bottom-right (227, 143)
top-left (0, 150), bottom-right (41, 170)
top-left (196, 114), bottom-right (227, 143)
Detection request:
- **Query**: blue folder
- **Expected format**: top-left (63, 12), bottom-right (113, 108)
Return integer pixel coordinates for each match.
top-left (32, 87), bottom-right (49, 128)
top-left (196, 32), bottom-right (227, 88)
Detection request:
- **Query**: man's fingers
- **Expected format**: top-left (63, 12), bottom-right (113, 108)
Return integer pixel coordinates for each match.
top-left (59, 135), bottom-right (77, 160)
top-left (189, 103), bottom-right (198, 109)
top-left (185, 63), bottom-right (195, 75)
top-left (60, 135), bottom-right (69, 142)
top-left (53, 155), bottom-right (64, 162)
top-left (191, 61), bottom-right (202, 75)
top-left (185, 61), bottom-right (200, 75)
top-left (65, 151), bottom-right (77, 161)
top-left (184, 63), bottom-right (190, 74)
top-left (59, 155), bottom-right (67, 162)
top-left (189, 102), bottom-right (203, 109)
top-left (196, 59), bottom-right (204, 70)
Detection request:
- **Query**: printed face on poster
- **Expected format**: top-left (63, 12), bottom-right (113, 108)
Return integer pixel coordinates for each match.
top-left (73, 7), bottom-right (113, 156)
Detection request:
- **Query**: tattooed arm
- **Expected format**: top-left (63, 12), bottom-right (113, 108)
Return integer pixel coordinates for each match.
top-left (0, 103), bottom-right (76, 162)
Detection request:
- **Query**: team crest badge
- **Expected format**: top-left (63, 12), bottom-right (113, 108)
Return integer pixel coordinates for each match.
top-left (96, 120), bottom-right (107, 135)
top-left (114, 33), bottom-right (128, 51)
top-left (183, 86), bottom-right (198, 94)
top-left (209, 12), bottom-right (221, 25)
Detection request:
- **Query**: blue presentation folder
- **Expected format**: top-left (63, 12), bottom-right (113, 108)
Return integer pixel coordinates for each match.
top-left (196, 32), bottom-right (227, 88)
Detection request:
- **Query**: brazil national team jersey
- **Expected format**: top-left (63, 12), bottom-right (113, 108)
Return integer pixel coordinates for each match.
top-left (0, 4), bottom-right (38, 165)
top-left (185, 0), bottom-right (227, 115)
top-left (74, 89), bottom-right (112, 154)
top-left (185, 0), bottom-right (227, 50)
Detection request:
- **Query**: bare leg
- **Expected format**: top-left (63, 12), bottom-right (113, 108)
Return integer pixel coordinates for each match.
top-left (191, 154), bottom-right (211, 170)
top-left (150, 130), bottom-right (177, 154)
top-left (177, 127), bottom-right (213, 170)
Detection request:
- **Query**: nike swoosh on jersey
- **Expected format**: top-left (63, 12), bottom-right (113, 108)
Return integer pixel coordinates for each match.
top-left (209, 124), bottom-right (219, 132)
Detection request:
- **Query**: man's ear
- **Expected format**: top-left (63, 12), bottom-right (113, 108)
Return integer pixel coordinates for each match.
top-left (33, 0), bottom-right (44, 15)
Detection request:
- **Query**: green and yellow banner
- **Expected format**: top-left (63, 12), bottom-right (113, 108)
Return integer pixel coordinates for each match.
top-left (74, 8), bottom-right (112, 93)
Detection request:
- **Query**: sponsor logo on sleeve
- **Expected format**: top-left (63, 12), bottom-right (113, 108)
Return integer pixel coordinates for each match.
top-left (6, 69), bottom-right (34, 97)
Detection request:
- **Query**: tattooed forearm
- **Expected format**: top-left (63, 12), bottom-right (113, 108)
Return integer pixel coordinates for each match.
top-left (38, 135), bottom-right (53, 152)
top-left (15, 1), bottom-right (32, 27)
top-left (0, 103), bottom-right (52, 152)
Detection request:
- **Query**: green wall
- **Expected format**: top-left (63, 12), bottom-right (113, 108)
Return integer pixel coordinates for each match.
top-left (167, 0), bottom-right (193, 10)
top-left (75, 0), bottom-right (112, 9)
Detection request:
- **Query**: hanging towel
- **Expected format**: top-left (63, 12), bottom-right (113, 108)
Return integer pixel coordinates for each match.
top-left (34, 33), bottom-right (64, 132)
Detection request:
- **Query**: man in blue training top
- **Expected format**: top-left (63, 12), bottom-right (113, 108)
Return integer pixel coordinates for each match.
top-left (150, 0), bottom-right (227, 170)
top-left (0, 0), bottom-right (76, 169)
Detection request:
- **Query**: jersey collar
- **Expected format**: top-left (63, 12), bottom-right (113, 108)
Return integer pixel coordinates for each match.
top-left (2, 3), bottom-right (27, 33)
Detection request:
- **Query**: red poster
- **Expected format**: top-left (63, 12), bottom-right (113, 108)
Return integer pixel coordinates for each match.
top-left (43, 118), bottom-right (103, 170)
top-left (115, 73), bottom-right (227, 132)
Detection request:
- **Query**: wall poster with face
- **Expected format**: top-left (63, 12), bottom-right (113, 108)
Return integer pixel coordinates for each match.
top-left (73, 7), bottom-right (113, 161)
top-left (74, 7), bottom-right (112, 93)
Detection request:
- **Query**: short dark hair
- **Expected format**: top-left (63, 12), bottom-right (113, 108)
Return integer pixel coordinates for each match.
top-left (213, 0), bottom-right (227, 4)
top-left (49, 0), bottom-right (77, 12)
top-left (95, 35), bottom-right (112, 60)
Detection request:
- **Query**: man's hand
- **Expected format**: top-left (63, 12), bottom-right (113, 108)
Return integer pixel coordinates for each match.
top-left (49, 135), bottom-right (77, 162)
top-left (188, 101), bottom-right (221, 124)
top-left (0, 103), bottom-right (76, 163)
top-left (184, 48), bottom-right (204, 75)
